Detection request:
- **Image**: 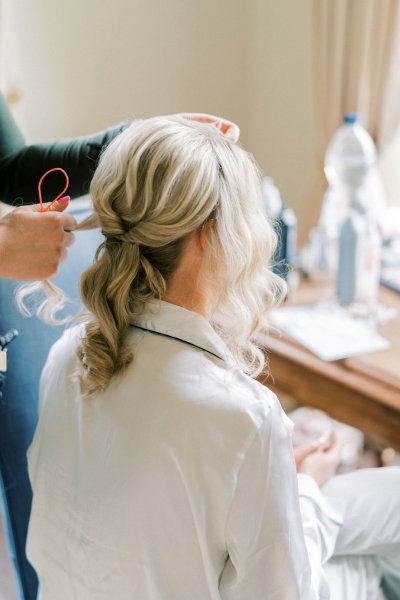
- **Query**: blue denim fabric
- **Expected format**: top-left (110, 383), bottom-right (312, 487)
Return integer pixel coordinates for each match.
top-left (0, 205), bottom-right (102, 599)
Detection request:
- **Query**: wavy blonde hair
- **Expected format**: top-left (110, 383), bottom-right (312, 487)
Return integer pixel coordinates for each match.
top-left (17, 117), bottom-right (286, 396)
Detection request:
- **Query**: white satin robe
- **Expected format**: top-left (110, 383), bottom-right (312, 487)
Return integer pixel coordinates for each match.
top-left (26, 300), bottom-right (399, 599)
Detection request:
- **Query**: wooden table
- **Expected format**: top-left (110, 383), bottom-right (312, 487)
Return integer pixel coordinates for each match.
top-left (259, 280), bottom-right (400, 450)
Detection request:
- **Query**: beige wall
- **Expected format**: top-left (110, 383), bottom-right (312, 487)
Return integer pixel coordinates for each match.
top-left (246, 0), bottom-right (315, 218)
top-left (4, 0), bottom-right (251, 137)
top-left (2, 0), bottom-right (315, 222)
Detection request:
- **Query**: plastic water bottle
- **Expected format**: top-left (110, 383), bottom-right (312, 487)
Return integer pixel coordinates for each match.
top-left (325, 114), bottom-right (376, 183)
top-left (324, 114), bottom-right (381, 305)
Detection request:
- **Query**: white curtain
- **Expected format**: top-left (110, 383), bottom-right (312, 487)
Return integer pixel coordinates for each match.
top-left (300, 0), bottom-right (400, 245)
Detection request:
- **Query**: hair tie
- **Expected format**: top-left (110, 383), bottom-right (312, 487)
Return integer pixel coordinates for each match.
top-left (38, 168), bottom-right (69, 212)
top-left (103, 232), bottom-right (140, 246)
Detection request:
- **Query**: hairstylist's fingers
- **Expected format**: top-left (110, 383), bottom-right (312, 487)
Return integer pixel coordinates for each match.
top-left (33, 197), bottom-right (77, 231)
top-left (38, 195), bottom-right (70, 213)
top-left (63, 231), bottom-right (76, 248)
top-left (59, 247), bottom-right (69, 263)
top-left (218, 120), bottom-right (240, 142)
top-left (46, 196), bottom-right (71, 212)
top-left (42, 196), bottom-right (77, 231)
top-left (175, 113), bottom-right (241, 142)
top-left (58, 212), bottom-right (78, 232)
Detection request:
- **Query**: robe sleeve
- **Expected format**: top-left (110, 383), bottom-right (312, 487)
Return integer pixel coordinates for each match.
top-left (219, 398), bottom-right (343, 599)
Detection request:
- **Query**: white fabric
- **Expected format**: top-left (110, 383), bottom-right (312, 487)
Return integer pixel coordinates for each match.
top-left (323, 556), bottom-right (382, 600)
top-left (322, 467), bottom-right (400, 599)
top-left (26, 300), bottom-right (399, 599)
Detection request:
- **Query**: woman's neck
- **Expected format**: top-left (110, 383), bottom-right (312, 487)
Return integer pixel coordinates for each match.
top-left (162, 228), bottom-right (217, 320)
top-left (163, 282), bottom-right (213, 320)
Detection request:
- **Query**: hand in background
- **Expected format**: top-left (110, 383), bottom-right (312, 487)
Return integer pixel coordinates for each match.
top-left (171, 112), bottom-right (240, 142)
top-left (0, 197), bottom-right (76, 280)
top-left (294, 432), bottom-right (342, 487)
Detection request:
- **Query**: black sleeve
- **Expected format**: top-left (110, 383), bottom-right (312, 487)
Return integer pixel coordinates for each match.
top-left (0, 92), bottom-right (129, 206)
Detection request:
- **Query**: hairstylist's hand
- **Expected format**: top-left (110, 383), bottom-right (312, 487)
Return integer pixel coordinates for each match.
top-left (0, 196), bottom-right (76, 280)
top-left (295, 432), bottom-right (341, 487)
top-left (171, 113), bottom-right (240, 142)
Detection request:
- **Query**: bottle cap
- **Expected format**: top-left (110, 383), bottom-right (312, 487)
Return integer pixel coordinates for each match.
top-left (344, 113), bottom-right (359, 124)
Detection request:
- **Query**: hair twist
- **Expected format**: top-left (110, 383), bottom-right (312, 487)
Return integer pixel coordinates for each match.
top-left (117, 227), bottom-right (142, 246)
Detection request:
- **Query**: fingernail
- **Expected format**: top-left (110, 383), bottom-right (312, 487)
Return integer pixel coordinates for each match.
top-left (58, 195), bottom-right (70, 205)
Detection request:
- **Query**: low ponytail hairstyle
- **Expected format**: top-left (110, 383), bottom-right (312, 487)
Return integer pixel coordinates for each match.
top-left (18, 117), bottom-right (286, 397)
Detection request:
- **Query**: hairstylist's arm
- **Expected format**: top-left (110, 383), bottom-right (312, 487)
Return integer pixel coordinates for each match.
top-left (0, 90), bottom-right (238, 206)
top-left (0, 92), bottom-right (128, 205)
top-left (0, 198), bottom-right (76, 280)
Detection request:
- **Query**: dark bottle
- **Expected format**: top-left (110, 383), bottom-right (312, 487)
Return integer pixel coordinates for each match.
top-left (262, 177), bottom-right (297, 281)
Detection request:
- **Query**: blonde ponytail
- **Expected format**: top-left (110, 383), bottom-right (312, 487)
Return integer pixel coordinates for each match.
top-left (77, 234), bottom-right (193, 396)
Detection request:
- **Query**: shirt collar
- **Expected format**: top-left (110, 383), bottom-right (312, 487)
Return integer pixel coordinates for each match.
top-left (130, 300), bottom-right (233, 364)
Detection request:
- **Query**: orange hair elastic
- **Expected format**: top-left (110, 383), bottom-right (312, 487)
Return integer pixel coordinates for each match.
top-left (38, 167), bottom-right (70, 212)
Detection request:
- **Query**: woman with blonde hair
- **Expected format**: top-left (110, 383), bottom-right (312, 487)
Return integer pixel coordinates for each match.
top-left (26, 117), bottom-right (400, 599)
